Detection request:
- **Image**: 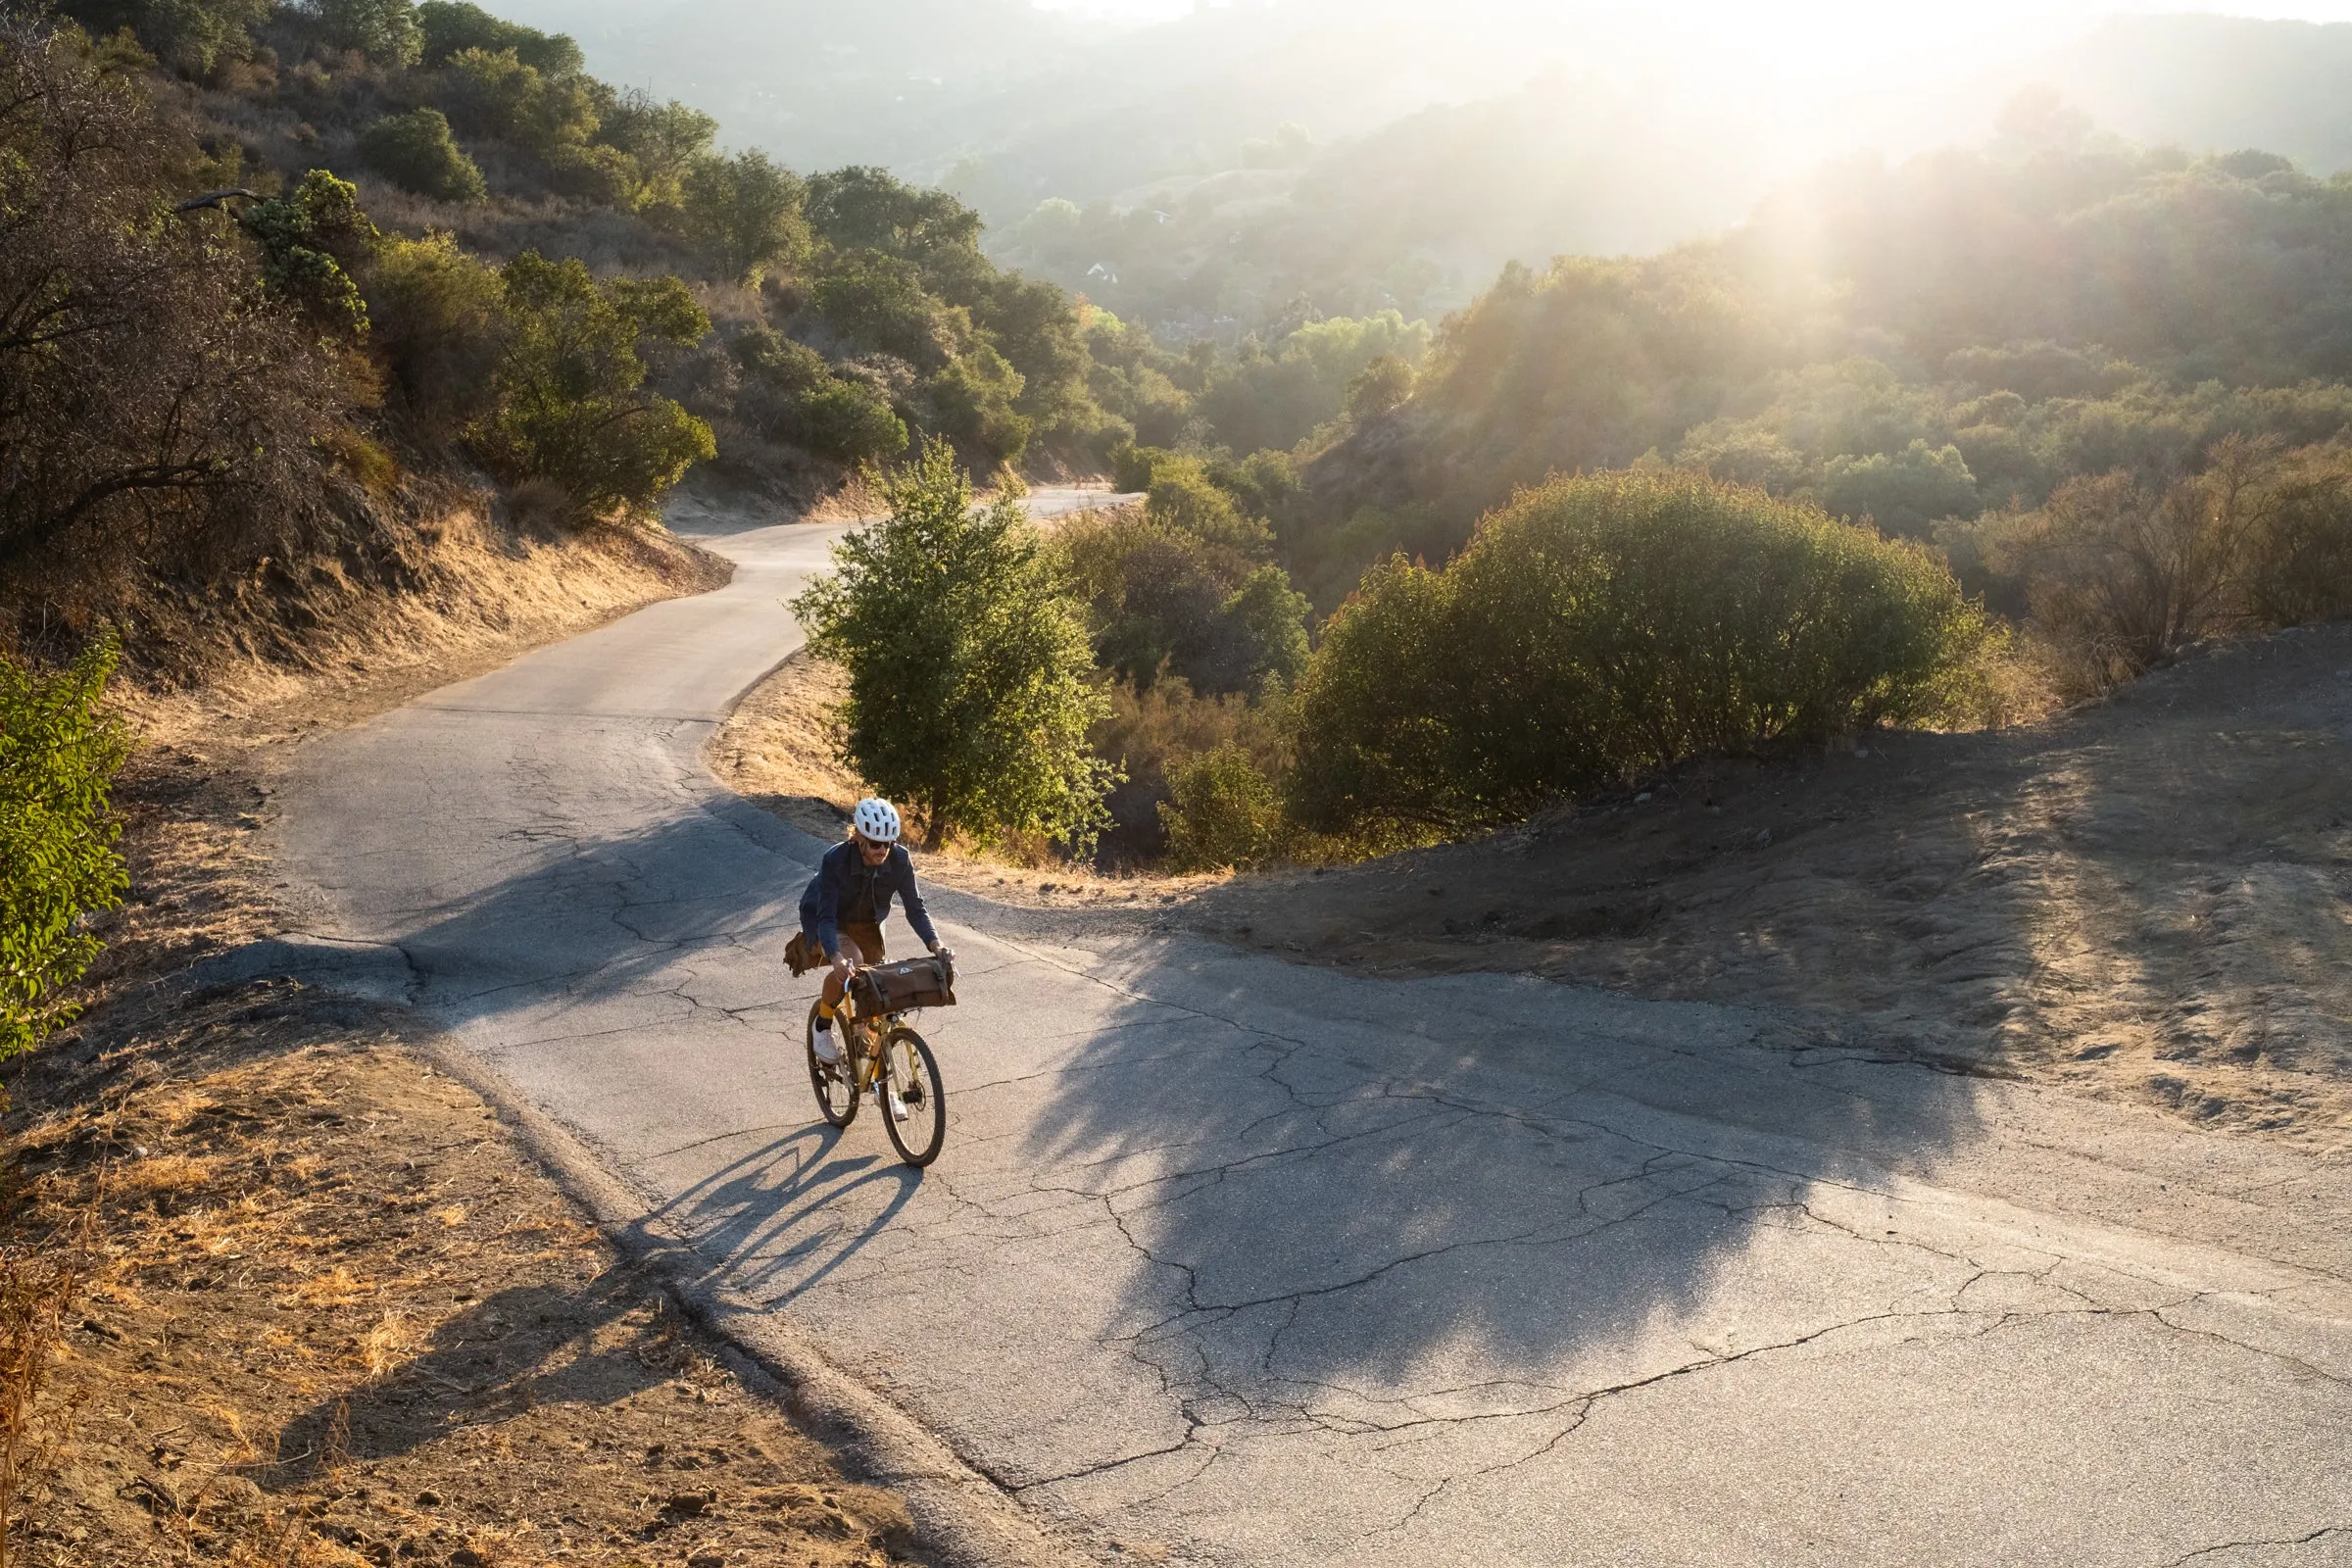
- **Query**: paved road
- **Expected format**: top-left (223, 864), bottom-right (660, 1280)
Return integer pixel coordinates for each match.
top-left (261, 499), bottom-right (2352, 1567)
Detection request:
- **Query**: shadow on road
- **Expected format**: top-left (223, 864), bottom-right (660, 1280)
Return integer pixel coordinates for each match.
top-left (273, 805), bottom-right (1988, 1399)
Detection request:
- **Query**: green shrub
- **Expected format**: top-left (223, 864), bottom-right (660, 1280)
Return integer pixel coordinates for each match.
top-left (677, 150), bottom-right (808, 285)
top-left (306, 0), bottom-right (421, 65)
top-left (436, 45), bottom-right (595, 153)
top-left (1160, 745), bottom-right (1281, 871)
top-left (791, 443), bottom-right (1112, 852)
top-left (368, 229), bottom-right (508, 432)
top-left (243, 169), bottom-right (380, 335)
top-left (798, 379), bottom-right (908, 465)
top-left (926, 345), bottom-right (1031, 466)
top-left (63, 0), bottom-right (270, 75)
top-left (473, 254), bottom-right (714, 515)
top-left (358, 108), bottom-right (485, 203)
top-left (1054, 508), bottom-right (1309, 696)
top-left (1, 636), bottom-right (129, 1062)
top-left (416, 0), bottom-right (580, 72)
top-left (1290, 468), bottom-right (2002, 837)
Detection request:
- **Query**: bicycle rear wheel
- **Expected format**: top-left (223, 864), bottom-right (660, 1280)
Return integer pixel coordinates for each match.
top-left (878, 1026), bottom-right (946, 1167)
top-left (806, 1002), bottom-right (857, 1129)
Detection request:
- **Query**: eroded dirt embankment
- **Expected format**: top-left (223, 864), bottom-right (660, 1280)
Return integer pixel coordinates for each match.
top-left (1196, 625), bottom-right (2352, 1148)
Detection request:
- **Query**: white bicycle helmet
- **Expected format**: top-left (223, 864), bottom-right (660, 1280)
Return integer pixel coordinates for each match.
top-left (853, 797), bottom-right (903, 844)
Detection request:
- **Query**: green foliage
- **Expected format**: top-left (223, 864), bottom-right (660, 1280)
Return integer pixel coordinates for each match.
top-left (1146, 457), bottom-right (1273, 557)
top-left (812, 252), bottom-right (951, 367)
top-left (1160, 745), bottom-right (1281, 871)
top-left (926, 345), bottom-right (1030, 466)
top-left (61, 0), bottom-right (269, 75)
top-left (1347, 354), bottom-right (1415, 418)
top-left (1820, 439), bottom-right (1980, 537)
top-left (243, 170), bottom-right (380, 337)
top-left (1054, 507), bottom-right (1308, 696)
top-left (473, 253), bottom-right (714, 514)
top-left (367, 229), bottom-right (507, 432)
top-left (799, 380), bottom-right (908, 465)
top-left (438, 44), bottom-right (594, 153)
top-left (416, 0), bottom-right (579, 73)
top-left (1197, 311), bottom-right (1431, 454)
top-left (677, 150), bottom-right (808, 284)
top-left (0, 636), bottom-right (129, 1061)
top-left (357, 107), bottom-right (484, 202)
top-left (792, 443), bottom-right (1113, 852)
top-left (808, 166), bottom-right (988, 301)
top-left (1289, 470), bottom-right (2002, 837)
top-left (594, 89), bottom-right (716, 211)
top-left (307, 0), bottom-right (421, 65)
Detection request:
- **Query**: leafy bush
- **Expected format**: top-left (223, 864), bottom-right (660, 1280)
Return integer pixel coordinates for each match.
top-left (472, 254), bottom-right (714, 515)
top-left (1, 636), bottom-right (128, 1061)
top-left (1160, 745), bottom-right (1282, 871)
top-left (799, 380), bottom-right (908, 465)
top-left (1146, 456), bottom-right (1273, 556)
top-left (436, 44), bottom-right (594, 153)
top-left (926, 345), bottom-right (1031, 466)
top-left (367, 229), bottom-right (507, 433)
top-left (242, 169), bottom-right (381, 335)
top-left (677, 150), bottom-right (808, 285)
top-left (416, 0), bottom-right (579, 72)
top-left (1820, 439), bottom-right (1981, 536)
top-left (1054, 507), bottom-right (1310, 695)
top-left (358, 106), bottom-right (485, 202)
top-left (62, 0), bottom-right (269, 75)
top-left (306, 0), bottom-right (420, 65)
top-left (792, 443), bottom-right (1112, 852)
top-left (1290, 469), bottom-right (2002, 837)
top-left (1347, 354), bottom-right (1415, 419)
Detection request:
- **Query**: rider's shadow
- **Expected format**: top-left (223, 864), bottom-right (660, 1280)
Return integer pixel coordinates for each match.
top-left (639, 1123), bottom-right (924, 1306)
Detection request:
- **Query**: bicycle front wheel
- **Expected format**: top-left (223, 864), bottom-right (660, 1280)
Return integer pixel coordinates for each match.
top-left (806, 1002), bottom-right (857, 1129)
top-left (878, 1026), bottom-right (946, 1167)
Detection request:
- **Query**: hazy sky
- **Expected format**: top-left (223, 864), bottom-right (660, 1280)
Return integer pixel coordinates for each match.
top-left (1036, 0), bottom-right (2352, 81)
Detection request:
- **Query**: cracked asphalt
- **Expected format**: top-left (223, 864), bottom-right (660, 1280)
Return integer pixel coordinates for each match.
top-left (258, 505), bottom-right (2352, 1567)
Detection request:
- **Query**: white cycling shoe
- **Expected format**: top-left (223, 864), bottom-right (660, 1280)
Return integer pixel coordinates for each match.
top-left (812, 1024), bottom-right (840, 1063)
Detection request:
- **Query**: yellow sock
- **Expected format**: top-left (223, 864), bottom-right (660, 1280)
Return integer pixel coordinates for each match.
top-left (817, 1000), bottom-right (835, 1021)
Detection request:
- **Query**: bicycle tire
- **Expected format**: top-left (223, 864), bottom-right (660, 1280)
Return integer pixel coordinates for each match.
top-left (806, 1001), bottom-right (858, 1129)
top-left (878, 1025), bottom-right (946, 1167)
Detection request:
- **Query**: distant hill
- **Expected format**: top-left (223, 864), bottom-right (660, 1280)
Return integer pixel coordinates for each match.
top-left (2030, 14), bottom-right (2352, 173)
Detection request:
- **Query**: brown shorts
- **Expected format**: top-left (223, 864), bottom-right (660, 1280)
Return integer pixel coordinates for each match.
top-left (835, 921), bottom-right (885, 965)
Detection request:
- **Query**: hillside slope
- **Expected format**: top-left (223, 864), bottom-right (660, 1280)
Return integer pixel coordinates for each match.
top-left (1196, 624), bottom-right (2352, 1146)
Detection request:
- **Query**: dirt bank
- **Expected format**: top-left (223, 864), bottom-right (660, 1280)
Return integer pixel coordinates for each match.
top-left (0, 520), bottom-right (927, 1567)
top-left (1194, 624), bottom-right (2352, 1148)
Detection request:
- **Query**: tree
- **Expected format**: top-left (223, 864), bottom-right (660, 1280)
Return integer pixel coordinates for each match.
top-left (472, 253), bottom-right (714, 514)
top-left (792, 443), bottom-right (1113, 852)
top-left (678, 150), bottom-right (808, 284)
top-left (416, 0), bottom-right (579, 72)
top-left (306, 0), bottom-right (421, 65)
top-left (61, 0), bottom-right (270, 75)
top-left (1346, 354), bottom-right (1415, 418)
top-left (0, 22), bottom-right (350, 591)
top-left (358, 106), bottom-right (485, 202)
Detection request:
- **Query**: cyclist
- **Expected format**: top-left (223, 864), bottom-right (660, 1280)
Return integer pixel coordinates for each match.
top-left (802, 797), bottom-right (952, 1066)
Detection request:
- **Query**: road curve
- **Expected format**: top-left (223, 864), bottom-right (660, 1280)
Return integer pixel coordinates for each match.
top-left (258, 500), bottom-right (2352, 1568)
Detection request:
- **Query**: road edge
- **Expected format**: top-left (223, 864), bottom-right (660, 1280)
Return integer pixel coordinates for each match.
top-left (413, 1029), bottom-right (1100, 1568)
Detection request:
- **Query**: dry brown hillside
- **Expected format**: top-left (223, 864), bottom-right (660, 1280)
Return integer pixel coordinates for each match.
top-left (1193, 623), bottom-right (2352, 1148)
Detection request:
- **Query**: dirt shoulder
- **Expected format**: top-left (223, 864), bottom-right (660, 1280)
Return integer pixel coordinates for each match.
top-left (0, 524), bottom-right (925, 1568)
top-left (1195, 625), bottom-right (2352, 1149)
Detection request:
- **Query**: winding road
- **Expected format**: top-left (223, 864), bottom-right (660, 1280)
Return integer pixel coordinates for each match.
top-left (251, 496), bottom-right (2352, 1567)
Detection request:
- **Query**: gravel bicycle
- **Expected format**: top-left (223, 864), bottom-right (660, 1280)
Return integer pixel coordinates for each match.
top-left (804, 955), bottom-right (953, 1167)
